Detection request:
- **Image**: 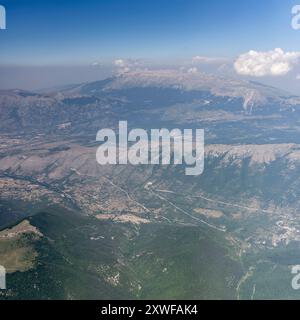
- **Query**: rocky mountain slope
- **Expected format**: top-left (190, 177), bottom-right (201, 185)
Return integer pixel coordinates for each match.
top-left (1, 71), bottom-right (300, 142)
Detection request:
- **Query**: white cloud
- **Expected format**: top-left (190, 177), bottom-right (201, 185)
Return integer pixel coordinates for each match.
top-left (234, 48), bottom-right (300, 77)
top-left (187, 67), bottom-right (198, 74)
top-left (192, 56), bottom-right (227, 64)
top-left (113, 58), bottom-right (144, 74)
top-left (91, 61), bottom-right (103, 67)
top-left (114, 59), bottom-right (127, 68)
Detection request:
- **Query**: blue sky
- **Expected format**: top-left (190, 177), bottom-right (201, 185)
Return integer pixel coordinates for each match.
top-left (1, 0), bottom-right (300, 92)
top-left (0, 0), bottom-right (299, 64)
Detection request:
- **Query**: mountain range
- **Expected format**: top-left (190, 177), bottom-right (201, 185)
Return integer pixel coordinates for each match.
top-left (1, 70), bottom-right (300, 299)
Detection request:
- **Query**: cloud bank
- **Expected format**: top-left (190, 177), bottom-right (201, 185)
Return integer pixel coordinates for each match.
top-left (234, 48), bottom-right (300, 77)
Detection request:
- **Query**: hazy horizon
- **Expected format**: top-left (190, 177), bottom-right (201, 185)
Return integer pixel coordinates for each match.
top-left (2, 0), bottom-right (300, 93)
